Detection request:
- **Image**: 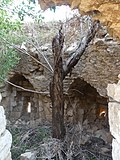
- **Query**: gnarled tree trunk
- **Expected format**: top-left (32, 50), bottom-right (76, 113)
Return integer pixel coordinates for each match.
top-left (50, 28), bottom-right (65, 139)
top-left (50, 20), bottom-right (100, 139)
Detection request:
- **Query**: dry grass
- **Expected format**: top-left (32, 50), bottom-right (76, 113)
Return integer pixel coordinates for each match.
top-left (7, 121), bottom-right (112, 160)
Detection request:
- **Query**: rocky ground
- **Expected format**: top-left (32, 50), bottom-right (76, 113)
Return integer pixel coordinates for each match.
top-left (7, 120), bottom-right (112, 160)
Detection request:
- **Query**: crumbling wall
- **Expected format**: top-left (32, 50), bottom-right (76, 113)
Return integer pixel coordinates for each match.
top-left (64, 78), bottom-right (112, 145)
top-left (1, 19), bottom-right (120, 126)
top-left (74, 25), bottom-right (120, 97)
top-left (107, 74), bottom-right (120, 160)
top-left (0, 21), bottom-right (119, 127)
top-left (0, 94), bottom-right (12, 160)
top-left (38, 0), bottom-right (120, 40)
top-left (15, 21), bottom-right (120, 97)
top-left (0, 74), bottom-right (52, 125)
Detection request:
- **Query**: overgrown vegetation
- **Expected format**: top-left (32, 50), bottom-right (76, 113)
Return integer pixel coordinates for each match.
top-left (0, 0), bottom-right (43, 84)
top-left (7, 122), bottom-right (112, 160)
top-left (7, 122), bottom-right (51, 159)
top-left (0, 2), bottom-right (20, 83)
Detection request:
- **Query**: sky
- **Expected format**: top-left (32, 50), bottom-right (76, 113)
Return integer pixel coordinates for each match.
top-left (11, 0), bottom-right (79, 22)
top-left (42, 6), bottom-right (79, 22)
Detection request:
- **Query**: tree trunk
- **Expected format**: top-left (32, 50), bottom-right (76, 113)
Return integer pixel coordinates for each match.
top-left (50, 20), bottom-right (100, 139)
top-left (63, 20), bottom-right (100, 78)
top-left (50, 27), bottom-right (65, 139)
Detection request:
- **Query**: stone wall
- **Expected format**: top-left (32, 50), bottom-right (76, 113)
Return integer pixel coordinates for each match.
top-left (0, 93), bottom-right (12, 160)
top-left (0, 74), bottom-right (52, 125)
top-left (107, 74), bottom-right (120, 160)
top-left (1, 18), bottom-right (120, 125)
top-left (8, 19), bottom-right (120, 98)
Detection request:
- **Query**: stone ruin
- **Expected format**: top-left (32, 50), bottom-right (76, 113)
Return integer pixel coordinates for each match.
top-left (0, 93), bottom-right (12, 160)
top-left (0, 17), bottom-right (120, 159)
top-left (1, 73), bottom-right (52, 125)
top-left (107, 75), bottom-right (120, 160)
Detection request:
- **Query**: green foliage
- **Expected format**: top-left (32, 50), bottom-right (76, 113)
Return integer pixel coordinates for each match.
top-left (0, 1), bottom-right (22, 83)
top-left (11, 0), bottom-right (44, 22)
top-left (0, 47), bottom-right (20, 81)
top-left (0, 10), bottom-right (21, 37)
top-left (0, 0), bottom-right (12, 6)
top-left (0, 0), bottom-right (43, 84)
top-left (0, 19), bottom-right (20, 83)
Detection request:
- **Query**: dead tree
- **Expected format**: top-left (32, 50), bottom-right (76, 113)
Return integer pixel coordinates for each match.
top-left (50, 27), bottom-right (65, 139)
top-left (50, 20), bottom-right (100, 140)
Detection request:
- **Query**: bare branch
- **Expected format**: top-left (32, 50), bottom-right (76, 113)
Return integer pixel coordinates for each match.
top-left (0, 36), bottom-right (52, 73)
top-left (5, 80), bottom-right (49, 95)
top-left (13, 32), bottom-right (54, 73)
top-left (29, 35), bottom-right (54, 73)
top-left (63, 20), bottom-right (100, 79)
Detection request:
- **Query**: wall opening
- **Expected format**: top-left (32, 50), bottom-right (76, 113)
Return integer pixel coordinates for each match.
top-left (4, 74), bottom-right (40, 122)
top-left (65, 78), bottom-right (112, 146)
top-left (27, 102), bottom-right (32, 113)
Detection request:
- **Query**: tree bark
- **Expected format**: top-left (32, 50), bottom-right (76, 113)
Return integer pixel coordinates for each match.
top-left (50, 27), bottom-right (65, 139)
top-left (63, 20), bottom-right (100, 79)
top-left (50, 20), bottom-right (100, 140)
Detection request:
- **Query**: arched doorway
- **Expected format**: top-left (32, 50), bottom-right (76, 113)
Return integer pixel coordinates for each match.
top-left (65, 78), bottom-right (112, 145)
top-left (5, 74), bottom-right (40, 122)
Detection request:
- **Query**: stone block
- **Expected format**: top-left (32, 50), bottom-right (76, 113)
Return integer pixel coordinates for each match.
top-left (114, 85), bottom-right (120, 102)
top-left (95, 129), bottom-right (112, 143)
top-left (20, 152), bottom-right (36, 160)
top-left (0, 130), bottom-right (12, 160)
top-left (11, 111), bottom-right (21, 119)
top-left (118, 74), bottom-right (120, 80)
top-left (1, 92), bottom-right (7, 98)
top-left (0, 106), bottom-right (6, 136)
top-left (67, 108), bottom-right (73, 117)
top-left (4, 152), bottom-right (12, 160)
top-left (108, 102), bottom-right (120, 143)
top-left (112, 139), bottom-right (120, 160)
top-left (107, 84), bottom-right (116, 98)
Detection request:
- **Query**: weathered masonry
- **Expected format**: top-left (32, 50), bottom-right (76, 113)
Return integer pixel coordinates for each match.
top-left (0, 17), bottom-right (120, 159)
top-left (0, 93), bottom-right (12, 160)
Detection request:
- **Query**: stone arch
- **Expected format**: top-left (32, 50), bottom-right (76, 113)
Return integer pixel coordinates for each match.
top-left (65, 78), bottom-right (110, 138)
top-left (3, 73), bottom-right (40, 122)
